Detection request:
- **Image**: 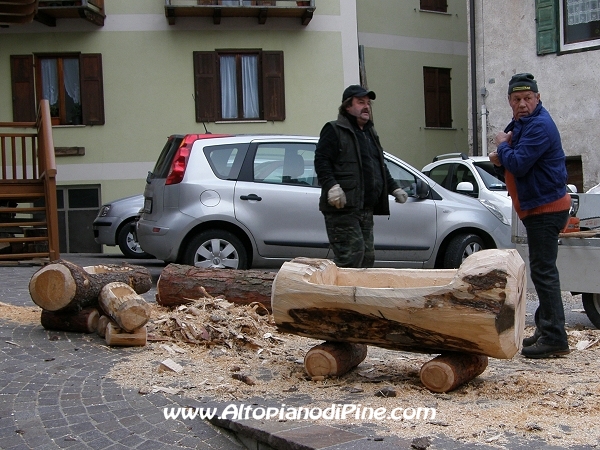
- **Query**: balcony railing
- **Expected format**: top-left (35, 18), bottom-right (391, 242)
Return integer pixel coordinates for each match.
top-left (36, 0), bottom-right (105, 26)
top-left (164, 0), bottom-right (314, 25)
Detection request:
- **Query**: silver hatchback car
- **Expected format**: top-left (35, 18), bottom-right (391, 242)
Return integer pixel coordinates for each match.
top-left (136, 134), bottom-right (511, 269)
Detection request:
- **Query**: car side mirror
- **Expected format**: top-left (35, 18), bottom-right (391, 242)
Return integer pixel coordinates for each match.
top-left (456, 181), bottom-right (474, 194)
top-left (412, 179), bottom-right (430, 199)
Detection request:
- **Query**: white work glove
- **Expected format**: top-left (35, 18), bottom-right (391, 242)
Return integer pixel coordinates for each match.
top-left (327, 184), bottom-right (346, 209)
top-left (392, 188), bottom-right (408, 203)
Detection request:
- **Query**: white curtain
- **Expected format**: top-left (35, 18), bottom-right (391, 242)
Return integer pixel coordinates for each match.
top-left (40, 59), bottom-right (58, 106)
top-left (220, 55), bottom-right (237, 119)
top-left (242, 55), bottom-right (259, 119)
top-left (63, 58), bottom-right (81, 104)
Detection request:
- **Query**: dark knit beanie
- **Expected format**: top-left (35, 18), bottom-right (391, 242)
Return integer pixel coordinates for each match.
top-left (508, 73), bottom-right (538, 95)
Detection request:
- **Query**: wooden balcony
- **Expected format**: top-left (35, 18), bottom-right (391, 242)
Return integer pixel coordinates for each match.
top-left (164, 0), bottom-right (314, 26)
top-left (0, 99), bottom-right (60, 263)
top-left (0, 0), bottom-right (38, 25)
top-left (35, 0), bottom-right (104, 26)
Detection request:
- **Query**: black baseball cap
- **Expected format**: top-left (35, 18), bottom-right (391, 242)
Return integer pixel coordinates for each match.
top-left (342, 85), bottom-right (376, 102)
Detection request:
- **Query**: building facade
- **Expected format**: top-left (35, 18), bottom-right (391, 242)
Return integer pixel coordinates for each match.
top-left (468, 0), bottom-right (600, 192)
top-left (1, 0), bottom-right (468, 252)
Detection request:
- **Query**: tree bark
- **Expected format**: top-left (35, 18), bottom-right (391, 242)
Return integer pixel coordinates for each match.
top-left (40, 307), bottom-right (100, 333)
top-left (272, 249), bottom-right (526, 359)
top-left (156, 264), bottom-right (276, 310)
top-left (105, 322), bottom-right (147, 347)
top-left (419, 353), bottom-right (489, 393)
top-left (29, 259), bottom-right (152, 312)
top-left (98, 282), bottom-right (152, 332)
top-left (304, 342), bottom-right (368, 377)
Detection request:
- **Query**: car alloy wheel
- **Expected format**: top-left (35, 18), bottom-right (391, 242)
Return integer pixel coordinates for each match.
top-left (184, 230), bottom-right (248, 269)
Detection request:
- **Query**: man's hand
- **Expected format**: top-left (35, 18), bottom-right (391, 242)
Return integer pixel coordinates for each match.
top-left (392, 188), bottom-right (408, 203)
top-left (489, 151), bottom-right (501, 166)
top-left (494, 130), bottom-right (512, 146)
top-left (327, 184), bottom-right (346, 209)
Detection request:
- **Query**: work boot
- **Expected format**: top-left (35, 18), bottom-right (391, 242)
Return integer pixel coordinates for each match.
top-left (521, 341), bottom-right (570, 359)
top-left (522, 330), bottom-right (541, 347)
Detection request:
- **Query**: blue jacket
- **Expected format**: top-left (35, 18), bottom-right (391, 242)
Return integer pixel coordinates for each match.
top-left (496, 101), bottom-right (567, 211)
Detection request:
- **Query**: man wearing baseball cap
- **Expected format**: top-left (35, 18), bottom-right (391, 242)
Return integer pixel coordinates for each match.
top-left (490, 73), bottom-right (571, 359)
top-left (314, 85), bottom-right (408, 268)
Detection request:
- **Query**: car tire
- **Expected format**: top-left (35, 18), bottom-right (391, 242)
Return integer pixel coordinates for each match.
top-left (117, 220), bottom-right (152, 259)
top-left (184, 230), bottom-right (248, 269)
top-left (582, 293), bottom-right (600, 329)
top-left (443, 233), bottom-right (485, 269)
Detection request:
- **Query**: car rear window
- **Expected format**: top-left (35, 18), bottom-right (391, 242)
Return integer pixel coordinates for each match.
top-left (204, 144), bottom-right (248, 180)
top-left (152, 135), bottom-right (184, 178)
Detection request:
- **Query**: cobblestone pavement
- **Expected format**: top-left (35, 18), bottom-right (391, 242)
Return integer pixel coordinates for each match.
top-left (0, 254), bottom-right (596, 450)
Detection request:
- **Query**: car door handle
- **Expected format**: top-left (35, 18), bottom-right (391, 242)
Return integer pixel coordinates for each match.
top-left (240, 194), bottom-right (262, 201)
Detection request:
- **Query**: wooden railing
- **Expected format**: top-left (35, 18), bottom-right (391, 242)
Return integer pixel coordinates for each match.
top-left (0, 99), bottom-right (60, 262)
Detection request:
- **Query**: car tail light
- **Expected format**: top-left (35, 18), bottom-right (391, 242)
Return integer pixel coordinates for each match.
top-left (165, 135), bottom-right (197, 185)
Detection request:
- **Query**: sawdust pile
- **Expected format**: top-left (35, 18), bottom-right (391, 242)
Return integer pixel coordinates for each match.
top-left (0, 301), bottom-right (41, 324)
top-left (103, 298), bottom-right (600, 448)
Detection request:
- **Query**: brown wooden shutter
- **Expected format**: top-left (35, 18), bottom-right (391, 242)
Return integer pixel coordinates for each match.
top-left (536, 0), bottom-right (558, 55)
top-left (423, 67), bottom-right (438, 127)
top-left (80, 54), bottom-right (105, 125)
top-left (10, 55), bottom-right (36, 122)
top-left (193, 51), bottom-right (218, 123)
top-left (262, 51), bottom-right (285, 121)
top-left (438, 68), bottom-right (452, 128)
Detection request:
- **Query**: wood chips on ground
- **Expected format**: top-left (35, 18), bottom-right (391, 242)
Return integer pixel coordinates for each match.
top-left (2, 298), bottom-right (599, 447)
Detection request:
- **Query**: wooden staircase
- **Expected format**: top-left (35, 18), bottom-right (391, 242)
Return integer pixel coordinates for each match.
top-left (0, 99), bottom-right (60, 262)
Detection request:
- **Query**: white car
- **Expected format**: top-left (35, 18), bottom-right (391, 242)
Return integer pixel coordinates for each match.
top-left (422, 153), bottom-right (513, 225)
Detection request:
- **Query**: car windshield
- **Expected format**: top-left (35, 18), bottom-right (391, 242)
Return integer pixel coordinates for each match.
top-left (474, 161), bottom-right (506, 191)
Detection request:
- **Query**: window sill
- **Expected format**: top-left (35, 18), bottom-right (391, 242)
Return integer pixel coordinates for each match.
top-left (215, 120), bottom-right (268, 124)
top-left (423, 127), bottom-right (456, 131)
top-left (52, 124), bottom-right (85, 128)
top-left (418, 9), bottom-right (451, 15)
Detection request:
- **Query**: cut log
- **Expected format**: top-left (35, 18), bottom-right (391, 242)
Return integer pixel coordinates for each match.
top-left (271, 249), bottom-right (526, 359)
top-left (96, 315), bottom-right (111, 338)
top-left (99, 282), bottom-right (152, 332)
top-left (156, 264), bottom-right (276, 311)
top-left (105, 322), bottom-right (147, 347)
top-left (40, 307), bottom-right (100, 333)
top-left (29, 259), bottom-right (153, 312)
top-left (419, 353), bottom-right (489, 393)
top-left (304, 342), bottom-right (368, 378)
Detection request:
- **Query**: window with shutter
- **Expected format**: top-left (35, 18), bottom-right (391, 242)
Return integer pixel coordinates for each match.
top-left (423, 67), bottom-right (452, 128)
top-left (10, 53), bottom-right (104, 125)
top-left (193, 50), bottom-right (285, 122)
top-left (537, 0), bottom-right (600, 54)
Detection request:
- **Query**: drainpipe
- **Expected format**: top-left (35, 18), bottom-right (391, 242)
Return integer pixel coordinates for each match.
top-left (469, 0), bottom-right (479, 156)
top-left (481, 104), bottom-right (487, 154)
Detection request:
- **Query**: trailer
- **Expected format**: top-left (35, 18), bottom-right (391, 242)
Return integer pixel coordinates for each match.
top-left (512, 192), bottom-right (600, 328)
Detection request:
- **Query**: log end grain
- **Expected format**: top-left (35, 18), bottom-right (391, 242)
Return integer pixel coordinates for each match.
top-left (29, 264), bottom-right (77, 311)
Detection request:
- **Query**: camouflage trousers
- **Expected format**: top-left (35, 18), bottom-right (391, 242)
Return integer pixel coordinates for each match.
top-left (323, 209), bottom-right (374, 268)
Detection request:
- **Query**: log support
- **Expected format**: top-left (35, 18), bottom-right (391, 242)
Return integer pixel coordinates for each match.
top-left (419, 353), bottom-right (488, 393)
top-left (304, 341), bottom-right (367, 378)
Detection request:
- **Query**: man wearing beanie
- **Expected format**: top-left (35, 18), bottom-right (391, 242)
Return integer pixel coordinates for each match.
top-left (490, 73), bottom-right (571, 358)
top-left (314, 85), bottom-right (408, 268)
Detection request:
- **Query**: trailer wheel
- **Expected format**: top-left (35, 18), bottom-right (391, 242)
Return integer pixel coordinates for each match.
top-left (582, 293), bottom-right (600, 329)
